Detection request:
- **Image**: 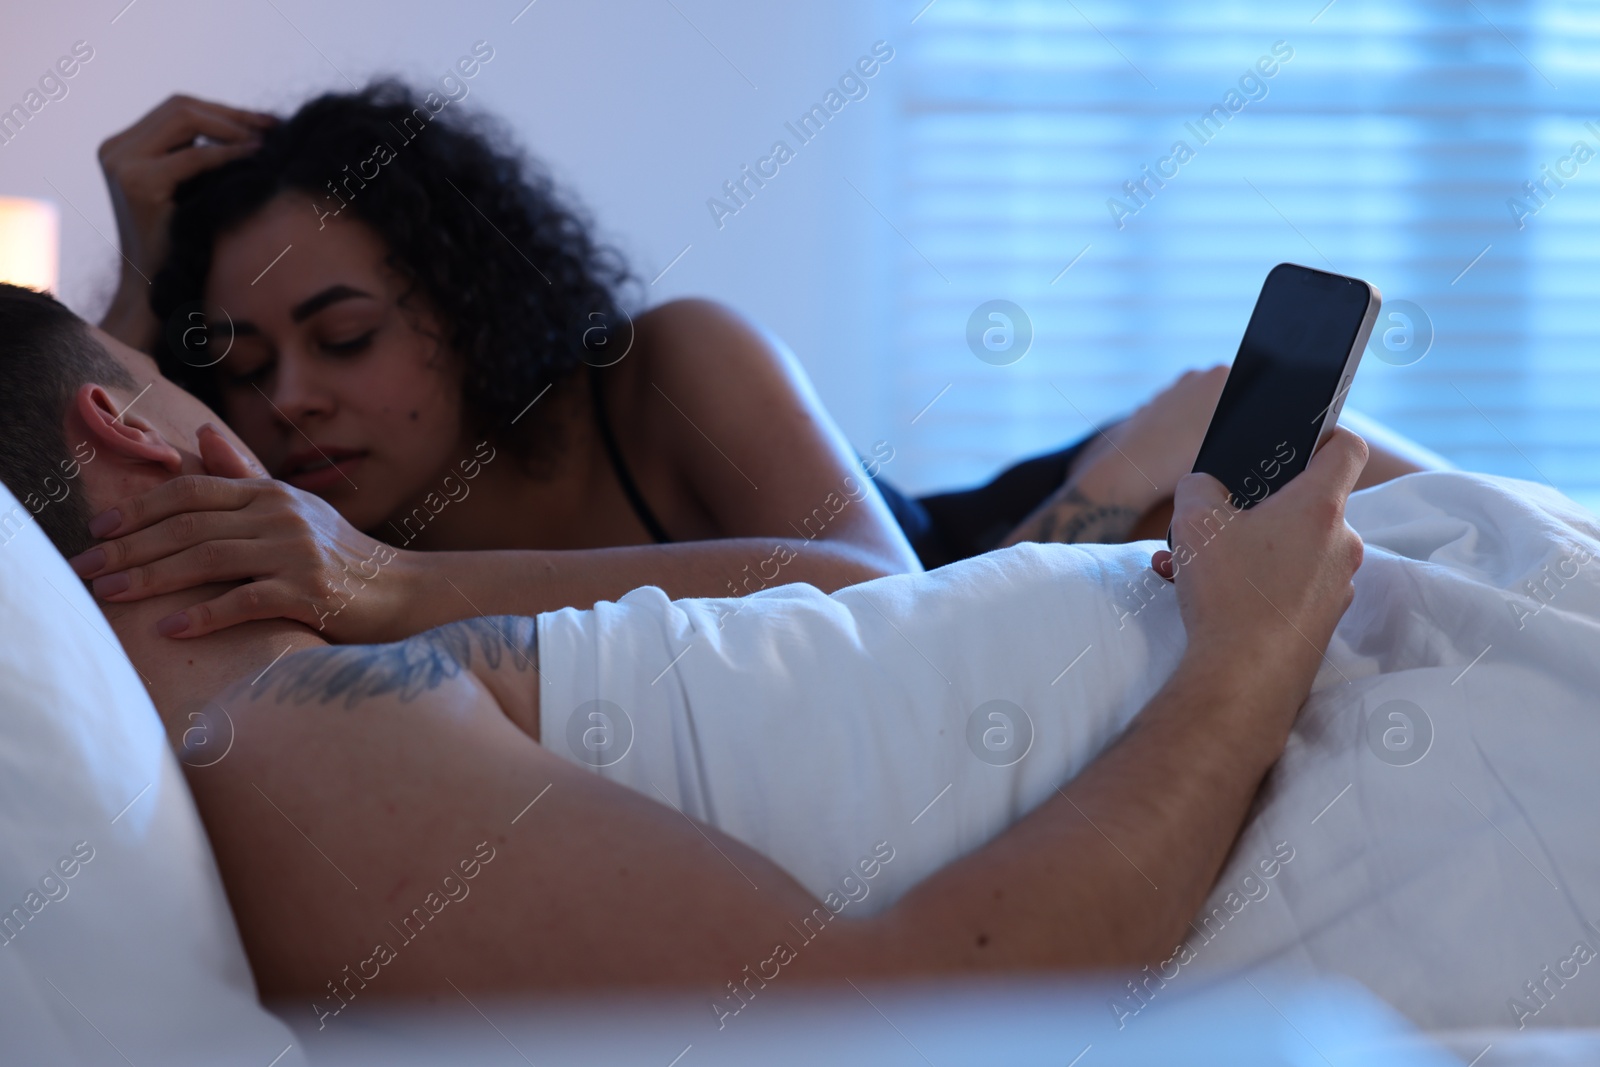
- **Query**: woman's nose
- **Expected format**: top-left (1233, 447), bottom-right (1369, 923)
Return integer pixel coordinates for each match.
top-left (267, 351), bottom-right (336, 425)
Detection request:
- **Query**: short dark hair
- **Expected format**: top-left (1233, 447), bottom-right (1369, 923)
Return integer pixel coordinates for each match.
top-left (151, 79), bottom-right (639, 473)
top-left (0, 284), bottom-right (136, 560)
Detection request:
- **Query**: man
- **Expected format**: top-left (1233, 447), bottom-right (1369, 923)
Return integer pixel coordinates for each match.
top-left (0, 283), bottom-right (1366, 1005)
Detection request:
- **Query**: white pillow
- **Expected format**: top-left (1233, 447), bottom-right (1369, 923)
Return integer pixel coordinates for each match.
top-left (0, 482), bottom-right (302, 1065)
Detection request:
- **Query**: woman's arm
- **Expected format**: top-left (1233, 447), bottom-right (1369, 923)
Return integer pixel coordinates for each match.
top-left (384, 537), bottom-right (898, 639)
top-left (73, 483), bottom-right (912, 641)
top-left (1001, 368), bottom-right (1445, 549)
top-left (1000, 366), bottom-right (1229, 548)
top-left (72, 300), bottom-right (923, 640)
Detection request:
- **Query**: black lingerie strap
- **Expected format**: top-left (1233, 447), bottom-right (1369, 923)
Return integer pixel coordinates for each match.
top-left (588, 365), bottom-right (674, 544)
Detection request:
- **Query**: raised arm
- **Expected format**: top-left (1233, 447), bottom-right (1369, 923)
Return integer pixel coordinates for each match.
top-left (97, 96), bottom-right (276, 350)
top-left (183, 431), bottom-right (1366, 1005)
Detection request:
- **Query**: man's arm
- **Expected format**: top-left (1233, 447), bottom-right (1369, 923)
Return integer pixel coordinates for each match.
top-left (183, 433), bottom-right (1366, 1000)
top-left (866, 655), bottom-right (1306, 971)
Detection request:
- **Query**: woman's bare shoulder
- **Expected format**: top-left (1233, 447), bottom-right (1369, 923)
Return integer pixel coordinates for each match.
top-left (635, 296), bottom-right (755, 334)
top-left (626, 297), bottom-right (815, 411)
top-left (631, 298), bottom-right (775, 375)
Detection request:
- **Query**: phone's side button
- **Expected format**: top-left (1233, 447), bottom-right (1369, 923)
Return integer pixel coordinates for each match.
top-left (1333, 372), bottom-right (1354, 421)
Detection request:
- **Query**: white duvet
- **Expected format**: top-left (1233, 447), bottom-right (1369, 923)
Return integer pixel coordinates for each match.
top-left (536, 471), bottom-right (1600, 1031)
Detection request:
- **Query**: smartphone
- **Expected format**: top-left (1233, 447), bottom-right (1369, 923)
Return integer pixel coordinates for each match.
top-left (1168, 263), bottom-right (1381, 545)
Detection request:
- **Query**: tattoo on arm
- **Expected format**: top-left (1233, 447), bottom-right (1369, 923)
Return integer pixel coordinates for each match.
top-left (1017, 485), bottom-right (1142, 545)
top-left (252, 616), bottom-right (539, 709)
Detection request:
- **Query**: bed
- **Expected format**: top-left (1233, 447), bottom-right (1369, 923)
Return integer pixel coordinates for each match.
top-left (2, 469), bottom-right (1598, 1063)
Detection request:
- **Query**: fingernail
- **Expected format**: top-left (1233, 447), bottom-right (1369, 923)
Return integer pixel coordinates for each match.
top-left (93, 572), bottom-right (131, 598)
top-left (67, 547), bottom-right (106, 577)
top-left (88, 510), bottom-right (120, 538)
top-left (156, 613), bottom-right (189, 638)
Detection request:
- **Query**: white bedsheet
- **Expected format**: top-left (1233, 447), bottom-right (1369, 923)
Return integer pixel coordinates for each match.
top-left (536, 471), bottom-right (1600, 1031)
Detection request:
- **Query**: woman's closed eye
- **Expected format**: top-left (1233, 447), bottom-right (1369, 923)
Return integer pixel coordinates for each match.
top-left (321, 329), bottom-right (377, 356)
top-left (222, 353), bottom-right (275, 388)
top-left (217, 326), bottom-right (376, 388)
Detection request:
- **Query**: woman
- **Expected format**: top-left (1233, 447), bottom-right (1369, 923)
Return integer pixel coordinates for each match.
top-left (77, 84), bottom-right (1432, 641)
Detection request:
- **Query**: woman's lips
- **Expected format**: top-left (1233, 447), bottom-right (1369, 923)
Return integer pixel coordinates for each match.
top-left (280, 448), bottom-right (368, 492)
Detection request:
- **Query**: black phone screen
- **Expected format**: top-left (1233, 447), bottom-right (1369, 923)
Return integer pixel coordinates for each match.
top-left (1191, 264), bottom-right (1372, 509)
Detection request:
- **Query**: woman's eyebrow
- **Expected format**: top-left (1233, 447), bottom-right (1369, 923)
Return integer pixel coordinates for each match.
top-left (289, 285), bottom-right (376, 324)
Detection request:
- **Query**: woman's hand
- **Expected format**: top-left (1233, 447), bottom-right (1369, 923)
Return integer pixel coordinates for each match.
top-left (1002, 365), bottom-right (1229, 546)
top-left (67, 424), bottom-right (408, 642)
top-left (98, 95), bottom-right (276, 350)
top-left (1071, 364), bottom-right (1230, 514)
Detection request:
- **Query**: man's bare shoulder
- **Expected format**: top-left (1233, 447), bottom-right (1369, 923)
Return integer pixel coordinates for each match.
top-left (209, 615), bottom-right (541, 738)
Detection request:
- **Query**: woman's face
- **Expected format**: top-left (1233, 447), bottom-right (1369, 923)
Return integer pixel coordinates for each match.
top-left (203, 192), bottom-right (465, 532)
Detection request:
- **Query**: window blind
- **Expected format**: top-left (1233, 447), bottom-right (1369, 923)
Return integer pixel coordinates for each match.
top-left (890, 0), bottom-right (1600, 513)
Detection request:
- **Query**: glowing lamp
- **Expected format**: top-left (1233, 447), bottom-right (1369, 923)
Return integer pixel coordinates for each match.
top-left (0, 196), bottom-right (60, 292)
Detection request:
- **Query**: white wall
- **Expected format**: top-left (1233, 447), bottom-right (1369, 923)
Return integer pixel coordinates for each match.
top-left (0, 0), bottom-right (903, 453)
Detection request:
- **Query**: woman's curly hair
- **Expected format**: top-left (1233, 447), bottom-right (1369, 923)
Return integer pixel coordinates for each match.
top-left (150, 79), bottom-right (639, 469)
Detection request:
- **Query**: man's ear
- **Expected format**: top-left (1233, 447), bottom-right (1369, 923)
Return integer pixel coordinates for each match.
top-left (73, 383), bottom-right (184, 473)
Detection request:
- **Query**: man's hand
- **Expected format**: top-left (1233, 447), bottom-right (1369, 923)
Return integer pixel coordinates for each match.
top-left (97, 95), bottom-right (275, 350)
top-left (1152, 427), bottom-right (1369, 753)
top-left (907, 428), bottom-right (1370, 970)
